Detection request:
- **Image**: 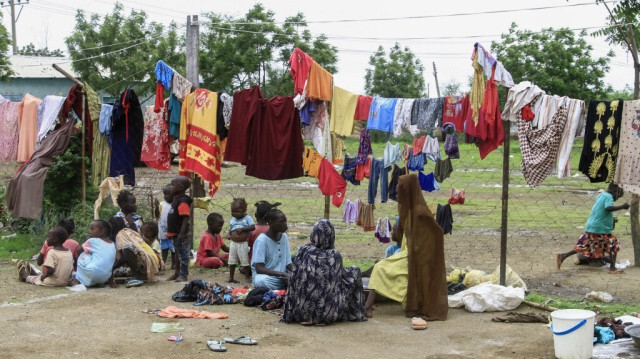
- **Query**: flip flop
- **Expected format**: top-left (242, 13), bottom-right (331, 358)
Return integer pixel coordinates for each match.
top-left (207, 340), bottom-right (227, 352)
top-left (223, 336), bottom-right (258, 345)
top-left (126, 279), bottom-right (144, 288)
top-left (608, 270), bottom-right (625, 274)
top-left (411, 317), bottom-right (427, 330)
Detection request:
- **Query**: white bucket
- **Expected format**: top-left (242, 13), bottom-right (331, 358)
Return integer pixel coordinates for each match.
top-left (550, 309), bottom-right (596, 359)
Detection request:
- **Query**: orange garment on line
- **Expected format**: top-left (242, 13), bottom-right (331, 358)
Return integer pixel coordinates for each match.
top-left (305, 61), bottom-right (333, 102)
top-left (158, 306), bottom-right (228, 319)
top-left (17, 94), bottom-right (42, 162)
top-left (413, 136), bottom-right (426, 155)
top-left (355, 157), bottom-right (371, 181)
top-left (303, 147), bottom-right (323, 178)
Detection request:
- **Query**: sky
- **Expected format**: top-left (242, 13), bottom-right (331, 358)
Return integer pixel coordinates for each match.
top-left (1, 0), bottom-right (635, 96)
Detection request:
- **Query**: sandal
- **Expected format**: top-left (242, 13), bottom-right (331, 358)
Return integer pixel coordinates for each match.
top-left (411, 317), bottom-right (427, 330)
top-left (16, 260), bottom-right (27, 281)
top-left (207, 340), bottom-right (227, 352)
top-left (223, 336), bottom-right (258, 345)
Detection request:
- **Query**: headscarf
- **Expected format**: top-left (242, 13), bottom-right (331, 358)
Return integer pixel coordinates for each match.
top-left (310, 219), bottom-right (335, 250)
top-left (397, 174), bottom-right (448, 320)
top-left (114, 228), bottom-right (159, 282)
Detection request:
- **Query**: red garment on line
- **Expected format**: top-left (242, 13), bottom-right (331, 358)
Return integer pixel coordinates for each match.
top-left (521, 104), bottom-right (535, 121)
top-left (154, 82), bottom-right (164, 113)
top-left (141, 105), bottom-right (171, 170)
top-left (317, 158), bottom-right (347, 207)
top-left (355, 157), bottom-right (371, 181)
top-left (354, 95), bottom-right (373, 120)
top-left (442, 94), bottom-right (469, 131)
top-left (224, 86), bottom-right (263, 165)
top-left (290, 48), bottom-right (314, 96)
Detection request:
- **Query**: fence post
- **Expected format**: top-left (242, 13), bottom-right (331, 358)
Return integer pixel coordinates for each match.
top-left (186, 14), bottom-right (200, 243)
top-left (324, 195), bottom-right (330, 219)
top-left (499, 88), bottom-right (511, 286)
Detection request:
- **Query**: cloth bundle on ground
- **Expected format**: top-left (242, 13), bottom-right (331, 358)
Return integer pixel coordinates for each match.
top-left (244, 287), bottom-right (270, 307)
top-left (446, 265), bottom-right (527, 291)
top-left (596, 318), bottom-right (634, 339)
top-left (172, 279), bottom-right (240, 305)
top-left (158, 306), bottom-right (228, 319)
top-left (491, 312), bottom-right (548, 323)
top-left (448, 282), bottom-right (525, 312)
top-left (282, 220), bottom-right (367, 324)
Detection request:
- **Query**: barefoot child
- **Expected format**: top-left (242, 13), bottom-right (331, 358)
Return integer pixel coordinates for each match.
top-left (228, 198), bottom-right (255, 283)
top-left (36, 218), bottom-right (79, 272)
top-left (557, 183), bottom-right (630, 273)
top-left (166, 176), bottom-right (192, 282)
top-left (158, 185), bottom-right (176, 269)
top-left (141, 221), bottom-right (163, 270)
top-left (74, 220), bottom-right (116, 287)
top-left (19, 227), bottom-right (73, 286)
top-left (196, 213), bottom-right (230, 269)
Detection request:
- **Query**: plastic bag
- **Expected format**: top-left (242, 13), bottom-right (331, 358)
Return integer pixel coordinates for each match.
top-left (448, 282), bottom-right (525, 312)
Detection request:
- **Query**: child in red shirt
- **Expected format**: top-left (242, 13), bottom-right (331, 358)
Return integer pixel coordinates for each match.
top-left (196, 213), bottom-right (229, 269)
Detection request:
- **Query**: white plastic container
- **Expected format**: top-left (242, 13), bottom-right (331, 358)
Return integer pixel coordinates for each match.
top-left (550, 309), bottom-right (596, 359)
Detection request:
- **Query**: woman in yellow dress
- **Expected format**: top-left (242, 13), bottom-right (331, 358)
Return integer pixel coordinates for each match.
top-left (364, 174), bottom-right (448, 320)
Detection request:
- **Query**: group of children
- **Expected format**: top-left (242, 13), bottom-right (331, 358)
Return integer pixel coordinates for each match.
top-left (17, 173), bottom-right (280, 288)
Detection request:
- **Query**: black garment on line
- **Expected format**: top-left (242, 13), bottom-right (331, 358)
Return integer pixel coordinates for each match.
top-left (434, 157), bottom-right (453, 183)
top-left (436, 203), bottom-right (453, 235)
top-left (388, 165), bottom-right (407, 201)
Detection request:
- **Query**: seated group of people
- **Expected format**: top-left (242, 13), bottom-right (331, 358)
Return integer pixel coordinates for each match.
top-left (18, 174), bottom-right (450, 326)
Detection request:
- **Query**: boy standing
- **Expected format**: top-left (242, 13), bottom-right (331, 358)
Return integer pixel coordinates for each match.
top-left (166, 176), bottom-right (192, 282)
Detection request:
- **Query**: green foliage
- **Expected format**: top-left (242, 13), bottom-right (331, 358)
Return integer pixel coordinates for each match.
top-left (526, 292), bottom-right (640, 316)
top-left (65, 2), bottom-right (183, 97)
top-left (442, 79), bottom-right (462, 96)
top-left (607, 85), bottom-right (635, 101)
top-left (0, 12), bottom-right (13, 81)
top-left (17, 43), bottom-right (64, 57)
top-left (43, 132), bottom-right (88, 212)
top-left (200, 4), bottom-right (338, 98)
top-left (364, 43), bottom-right (426, 98)
top-left (593, 0), bottom-right (640, 55)
top-left (491, 23), bottom-right (612, 100)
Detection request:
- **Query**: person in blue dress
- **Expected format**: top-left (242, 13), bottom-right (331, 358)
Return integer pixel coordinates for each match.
top-left (251, 209), bottom-right (292, 290)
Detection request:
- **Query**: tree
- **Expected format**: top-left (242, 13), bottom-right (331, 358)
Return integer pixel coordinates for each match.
top-left (200, 4), bottom-right (338, 98)
top-left (65, 2), bottom-right (183, 97)
top-left (442, 79), bottom-right (462, 96)
top-left (0, 12), bottom-right (13, 81)
top-left (364, 43), bottom-right (425, 98)
top-left (17, 43), bottom-right (64, 57)
top-left (607, 85), bottom-right (634, 101)
top-left (491, 23), bottom-right (612, 100)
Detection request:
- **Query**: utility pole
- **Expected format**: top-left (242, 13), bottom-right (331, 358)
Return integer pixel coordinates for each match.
top-left (185, 15), bottom-right (201, 248)
top-left (10, 0), bottom-right (17, 53)
top-left (432, 62), bottom-right (441, 98)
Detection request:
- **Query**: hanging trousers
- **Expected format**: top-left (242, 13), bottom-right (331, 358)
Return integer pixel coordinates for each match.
top-left (368, 158), bottom-right (389, 204)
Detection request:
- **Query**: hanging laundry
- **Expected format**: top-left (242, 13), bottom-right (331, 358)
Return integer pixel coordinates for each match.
top-left (407, 149), bottom-right (425, 171)
top-left (303, 105), bottom-right (324, 157)
top-left (449, 187), bottom-right (466, 205)
top-left (341, 154), bottom-right (359, 185)
top-left (224, 85), bottom-right (263, 164)
top-left (469, 53), bottom-right (485, 126)
top-left (418, 171), bottom-right (440, 192)
top-left (422, 136), bottom-right (440, 160)
top-left (219, 93), bottom-right (233, 128)
top-left (99, 104), bottom-right (113, 136)
top-left (343, 199), bottom-right (360, 225)
top-left (141, 105), bottom-right (171, 171)
top-left (171, 71), bottom-right (193, 102)
top-left (299, 100), bottom-right (316, 126)
top-left (355, 157), bottom-right (371, 182)
top-left (302, 147), bottom-right (323, 178)
top-left (375, 217), bottom-right (392, 244)
top-left (442, 94), bottom-right (469, 131)
top-left (246, 95), bottom-right (303, 181)
top-left (168, 93), bottom-right (181, 139)
top-left (532, 95), bottom-right (585, 178)
top-left (306, 61), bottom-right (332, 102)
top-left (367, 97), bottom-right (398, 133)
top-left (519, 106), bottom-right (568, 188)
top-left (443, 125), bottom-right (460, 159)
top-left (356, 128), bottom-right (372, 165)
top-left (0, 98), bottom-right (20, 161)
top-left (216, 93), bottom-right (228, 141)
top-left (383, 141), bottom-right (402, 168)
top-left (473, 43), bottom-right (514, 87)
top-left (85, 84), bottom-right (109, 188)
top-left (321, 117), bottom-right (333, 162)
top-left (290, 48), bottom-right (314, 96)
top-left (614, 100), bottom-right (640, 194)
top-left (330, 86), bottom-right (358, 136)
top-left (62, 85), bottom-right (94, 158)
top-left (354, 95), bottom-right (373, 120)
top-left (317, 158), bottom-right (347, 207)
top-left (501, 81), bottom-right (545, 123)
top-left (578, 100), bottom-right (623, 183)
top-left (388, 165), bottom-right (406, 201)
top-left (434, 157), bottom-right (453, 183)
top-left (36, 96), bottom-right (66, 146)
top-left (413, 135), bottom-right (426, 155)
top-left (393, 98), bottom-right (418, 137)
top-left (17, 94), bottom-right (42, 162)
top-left (110, 89), bottom-right (143, 185)
top-left (356, 202), bottom-right (376, 231)
top-left (411, 98), bottom-right (445, 131)
top-left (154, 60), bottom-right (174, 113)
top-left (368, 158), bottom-right (389, 204)
top-left (331, 133), bottom-right (345, 165)
top-left (6, 118), bottom-right (75, 219)
top-left (436, 204), bottom-right (453, 235)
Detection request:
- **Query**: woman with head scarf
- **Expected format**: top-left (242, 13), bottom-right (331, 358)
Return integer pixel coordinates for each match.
top-left (282, 219), bottom-right (367, 325)
top-left (364, 174), bottom-right (448, 321)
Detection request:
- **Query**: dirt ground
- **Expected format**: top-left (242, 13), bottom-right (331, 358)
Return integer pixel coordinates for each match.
top-left (0, 262), bottom-right (561, 359)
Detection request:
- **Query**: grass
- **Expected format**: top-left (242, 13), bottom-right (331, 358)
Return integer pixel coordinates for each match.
top-left (526, 292), bottom-right (640, 317)
top-left (0, 232), bottom-right (42, 260)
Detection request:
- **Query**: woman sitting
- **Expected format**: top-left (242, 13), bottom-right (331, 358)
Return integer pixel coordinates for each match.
top-left (282, 219), bottom-right (367, 325)
top-left (251, 209), bottom-right (292, 290)
top-left (364, 174), bottom-right (448, 321)
top-left (109, 217), bottom-right (159, 286)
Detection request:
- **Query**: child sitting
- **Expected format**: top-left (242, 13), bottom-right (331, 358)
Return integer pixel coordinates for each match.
top-left (141, 221), bottom-right (163, 270)
top-left (385, 218), bottom-right (402, 258)
top-left (196, 213), bottom-right (230, 269)
top-left (74, 220), bottom-right (117, 287)
top-left (19, 227), bottom-right (74, 287)
top-left (158, 184), bottom-right (176, 270)
top-left (36, 218), bottom-right (80, 272)
top-left (228, 198), bottom-right (255, 283)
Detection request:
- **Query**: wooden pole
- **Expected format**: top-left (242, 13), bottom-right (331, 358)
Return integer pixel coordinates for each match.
top-left (499, 89), bottom-right (511, 286)
top-left (9, 0), bottom-right (17, 54)
top-left (432, 62), bottom-right (441, 98)
top-left (324, 195), bottom-right (330, 220)
top-left (185, 15), bottom-right (200, 245)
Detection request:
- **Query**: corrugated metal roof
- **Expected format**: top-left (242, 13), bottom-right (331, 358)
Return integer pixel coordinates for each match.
top-left (9, 56), bottom-right (80, 79)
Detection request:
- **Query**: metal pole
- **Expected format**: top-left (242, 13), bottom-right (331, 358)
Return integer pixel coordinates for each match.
top-left (10, 0), bottom-right (17, 54)
top-left (499, 100), bottom-right (511, 286)
top-left (185, 15), bottom-right (200, 244)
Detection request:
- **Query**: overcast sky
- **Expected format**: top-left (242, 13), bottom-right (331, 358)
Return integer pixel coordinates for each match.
top-left (2, 0), bottom-right (635, 96)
